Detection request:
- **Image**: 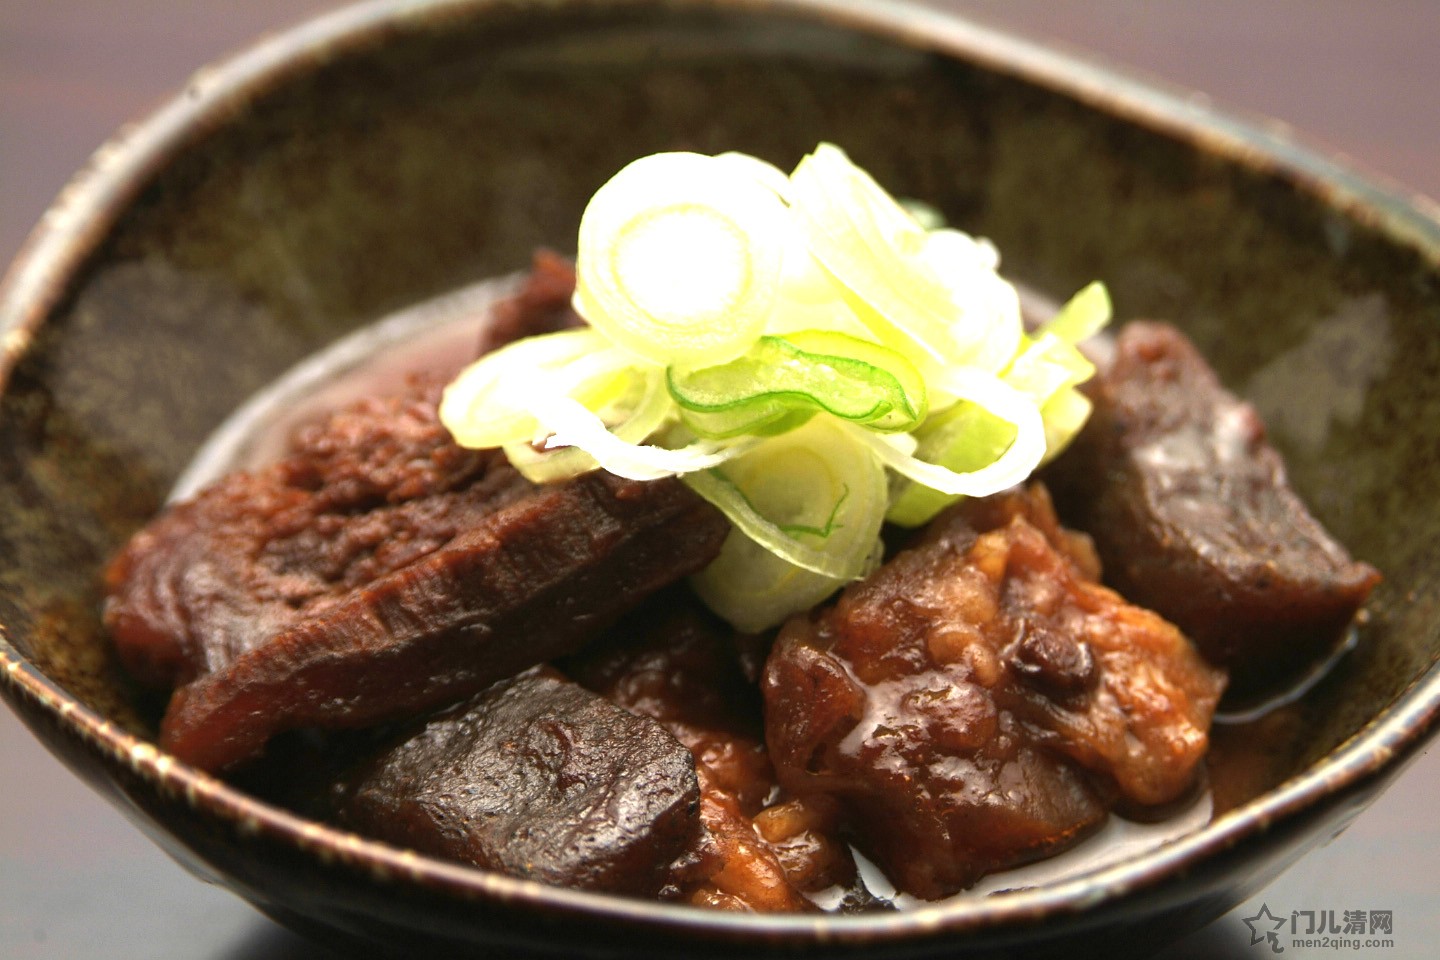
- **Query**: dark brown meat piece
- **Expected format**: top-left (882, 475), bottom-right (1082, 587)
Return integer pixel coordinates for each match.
top-left (1047, 321), bottom-right (1380, 687)
top-left (107, 254), bottom-right (583, 692)
top-left (477, 249), bottom-right (583, 356)
top-left (567, 593), bottom-right (856, 912)
top-left (159, 470), bottom-right (724, 772)
top-left (763, 485), bottom-right (1224, 900)
top-left (104, 383), bottom-right (533, 689)
top-left (105, 381), bottom-right (728, 771)
top-left (327, 667), bottom-right (702, 898)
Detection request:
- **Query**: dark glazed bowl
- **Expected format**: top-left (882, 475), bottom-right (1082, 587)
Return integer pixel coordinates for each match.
top-left (2, 0), bottom-right (1438, 956)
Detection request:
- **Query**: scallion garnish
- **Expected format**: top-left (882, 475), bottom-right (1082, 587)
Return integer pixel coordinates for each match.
top-left (439, 143), bottom-right (1111, 630)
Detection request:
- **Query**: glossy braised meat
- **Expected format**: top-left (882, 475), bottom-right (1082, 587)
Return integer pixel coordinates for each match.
top-left (104, 381), bottom-right (729, 772)
top-left (160, 470), bottom-right (724, 772)
top-left (106, 256), bottom-right (584, 694)
top-left (327, 667), bottom-right (702, 898)
top-left (104, 384), bottom-right (533, 689)
top-left (1047, 321), bottom-right (1380, 686)
top-left (567, 593), bottom-right (860, 912)
top-left (763, 485), bottom-right (1225, 899)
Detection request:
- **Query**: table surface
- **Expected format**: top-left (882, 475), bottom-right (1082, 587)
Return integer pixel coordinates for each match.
top-left (1, 2), bottom-right (1436, 958)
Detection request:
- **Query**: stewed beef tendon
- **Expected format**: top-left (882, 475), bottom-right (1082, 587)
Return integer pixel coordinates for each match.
top-left (1047, 321), bottom-right (1380, 687)
top-left (763, 485), bottom-right (1225, 900)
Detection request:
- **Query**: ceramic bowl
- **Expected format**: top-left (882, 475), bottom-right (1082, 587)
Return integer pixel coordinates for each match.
top-left (2, 1), bottom-right (1438, 957)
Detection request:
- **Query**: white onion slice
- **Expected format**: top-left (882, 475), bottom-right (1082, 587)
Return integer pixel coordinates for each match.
top-left (530, 392), bottom-right (753, 481)
top-left (854, 368), bottom-right (1045, 498)
top-left (574, 152), bottom-right (788, 367)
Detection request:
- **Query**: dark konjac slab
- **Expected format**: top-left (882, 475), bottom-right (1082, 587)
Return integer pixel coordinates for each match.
top-left (764, 485), bottom-right (1224, 899)
top-left (1047, 321), bottom-right (1380, 688)
top-left (328, 667), bottom-right (702, 897)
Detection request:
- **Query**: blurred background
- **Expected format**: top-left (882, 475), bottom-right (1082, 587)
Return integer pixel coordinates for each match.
top-left (2, 1), bottom-right (1437, 957)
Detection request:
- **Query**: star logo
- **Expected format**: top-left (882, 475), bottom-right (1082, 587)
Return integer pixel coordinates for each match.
top-left (1242, 902), bottom-right (1288, 953)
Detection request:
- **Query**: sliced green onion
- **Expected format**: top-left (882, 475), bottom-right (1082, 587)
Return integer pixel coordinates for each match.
top-left (713, 151), bottom-right (792, 200)
top-left (527, 392), bottom-right (752, 481)
top-left (503, 365), bottom-right (676, 483)
top-left (855, 368), bottom-right (1044, 499)
top-left (439, 328), bottom-right (609, 449)
top-left (765, 209), bottom-right (889, 341)
top-left (884, 400), bottom-right (1017, 527)
top-left (1003, 332), bottom-right (1095, 406)
top-left (1038, 387), bottom-right (1093, 466)
top-left (883, 283), bottom-right (1109, 525)
top-left (684, 469), bottom-right (856, 580)
top-left (687, 416), bottom-right (888, 631)
top-left (1039, 280), bottom-right (1111, 345)
top-left (574, 152), bottom-right (788, 367)
top-left (788, 143), bottom-right (1023, 377)
top-left (503, 440), bottom-right (590, 484)
top-left (899, 198), bottom-right (947, 230)
top-left (441, 145), bottom-right (1114, 630)
top-left (912, 227), bottom-right (1023, 377)
top-left (669, 331), bottom-right (926, 438)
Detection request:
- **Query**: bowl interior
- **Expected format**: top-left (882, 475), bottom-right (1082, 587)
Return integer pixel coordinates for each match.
top-left (2, 0), bottom-right (1438, 932)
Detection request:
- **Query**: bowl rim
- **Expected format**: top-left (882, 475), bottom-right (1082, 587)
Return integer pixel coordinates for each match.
top-left (2, 0), bottom-right (1440, 946)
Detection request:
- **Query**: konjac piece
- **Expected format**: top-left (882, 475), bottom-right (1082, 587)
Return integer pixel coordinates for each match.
top-left (1046, 321), bottom-right (1380, 686)
top-left (763, 485), bottom-right (1225, 900)
top-left (567, 592), bottom-right (859, 912)
top-left (105, 380), bottom-right (729, 772)
top-left (326, 667), bottom-right (702, 897)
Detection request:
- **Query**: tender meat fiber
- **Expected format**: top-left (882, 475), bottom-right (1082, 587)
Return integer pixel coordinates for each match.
top-left (763, 485), bottom-right (1224, 899)
top-left (159, 470), bottom-right (724, 772)
top-left (567, 594), bottom-right (858, 912)
top-left (1047, 321), bottom-right (1380, 686)
top-left (327, 667), bottom-right (702, 898)
top-left (104, 380), bottom-right (728, 771)
top-left (106, 257), bottom-right (584, 693)
top-left (104, 383), bottom-right (532, 689)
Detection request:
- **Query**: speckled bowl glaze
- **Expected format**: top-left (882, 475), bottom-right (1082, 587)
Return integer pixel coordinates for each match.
top-left (2, 1), bottom-right (1438, 957)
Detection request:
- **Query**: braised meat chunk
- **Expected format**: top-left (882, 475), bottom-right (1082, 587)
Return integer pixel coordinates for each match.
top-left (1047, 321), bottom-right (1380, 686)
top-left (104, 383), bottom-right (533, 689)
top-left (326, 667), bottom-right (701, 897)
top-left (104, 382), bottom-right (728, 772)
top-left (568, 594), bottom-right (859, 912)
top-left (763, 485), bottom-right (1224, 899)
